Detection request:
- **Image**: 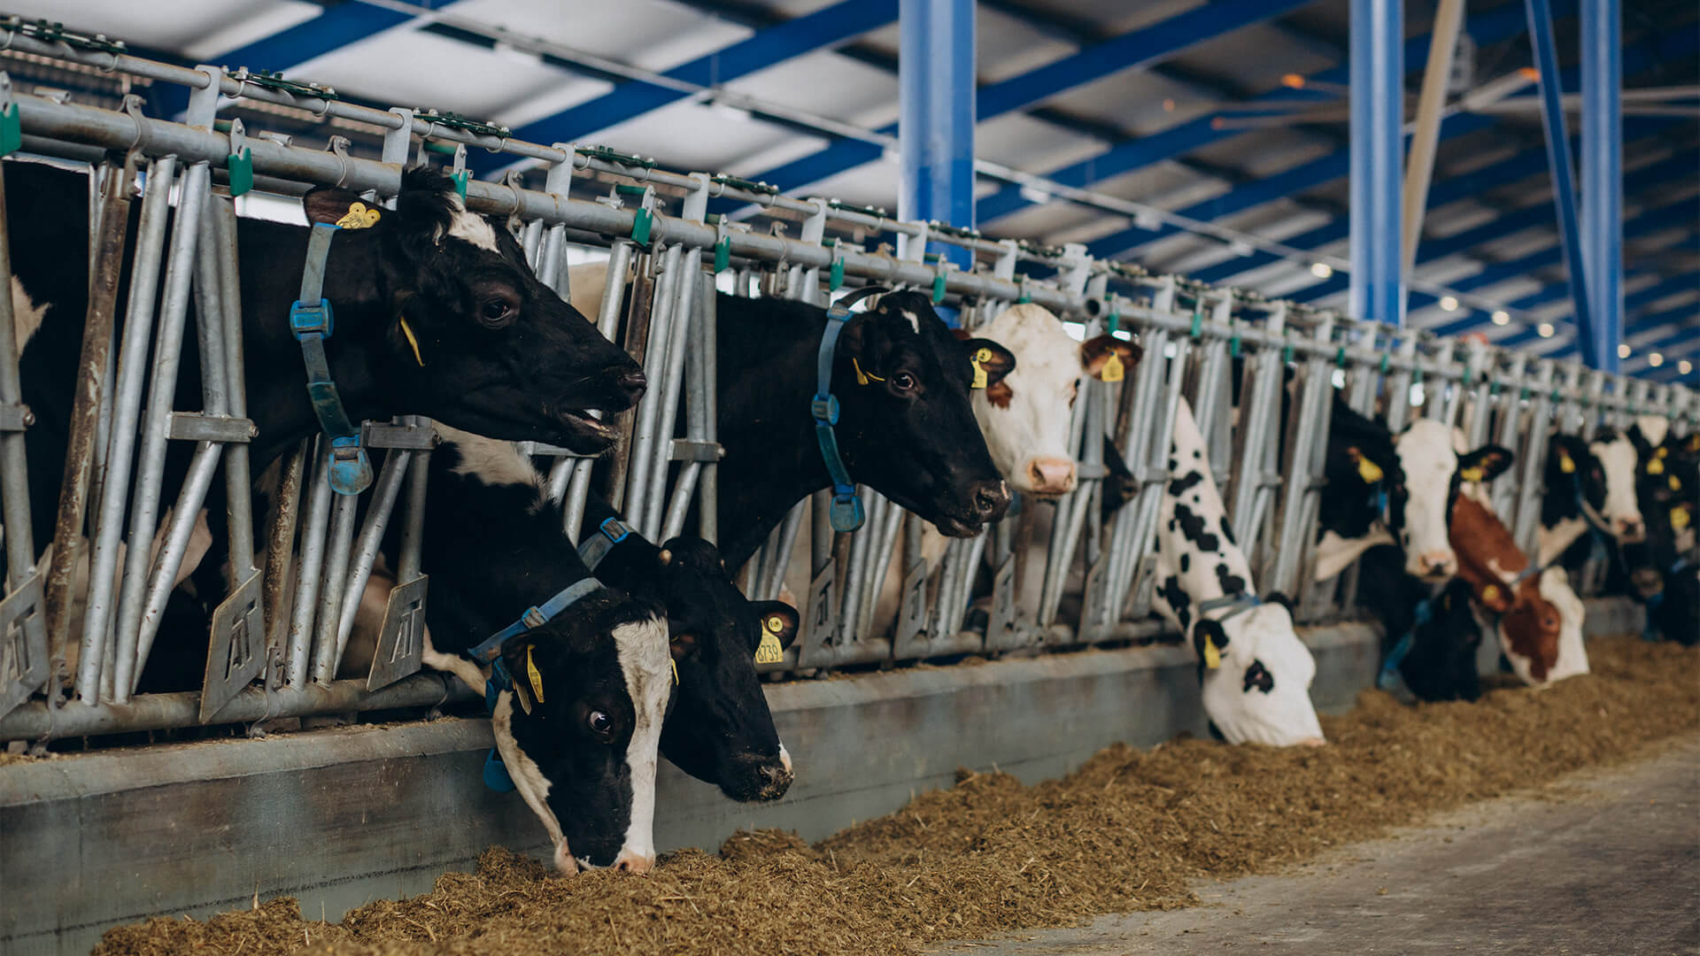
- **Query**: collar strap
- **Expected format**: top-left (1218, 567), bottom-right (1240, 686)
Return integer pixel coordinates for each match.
top-left (1378, 597), bottom-right (1432, 690)
top-left (812, 286), bottom-right (887, 532)
top-left (579, 516), bottom-right (636, 572)
top-left (465, 578), bottom-right (604, 667)
top-left (1197, 592), bottom-right (1262, 623)
top-left (290, 223), bottom-right (373, 496)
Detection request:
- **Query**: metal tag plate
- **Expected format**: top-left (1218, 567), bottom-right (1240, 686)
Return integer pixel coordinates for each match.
top-left (986, 555), bottom-right (1017, 650)
top-left (200, 569), bottom-right (266, 723)
top-left (895, 558), bottom-right (929, 649)
top-left (1078, 553), bottom-right (1110, 641)
top-left (800, 557), bottom-right (837, 667)
top-left (0, 569), bottom-right (47, 721)
top-left (368, 574), bottom-right (428, 691)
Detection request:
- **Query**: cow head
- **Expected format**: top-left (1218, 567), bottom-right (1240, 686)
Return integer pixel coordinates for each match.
top-left (1544, 432), bottom-right (1609, 520)
top-left (635, 537), bottom-right (800, 802)
top-left (834, 291), bottom-right (1013, 536)
top-left (1394, 579), bottom-right (1483, 703)
top-left (1391, 420), bottom-right (1513, 581)
top-left (488, 590), bottom-right (672, 875)
top-left (1586, 428), bottom-right (1646, 541)
top-left (1192, 599), bottom-right (1325, 747)
top-left (1497, 571), bottom-right (1569, 686)
top-left (1629, 419), bottom-right (1698, 581)
top-left (1322, 396), bottom-right (1406, 542)
top-left (964, 304), bottom-right (1141, 496)
top-left (303, 167), bottom-right (645, 454)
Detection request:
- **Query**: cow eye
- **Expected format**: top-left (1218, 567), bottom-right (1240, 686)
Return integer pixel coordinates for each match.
top-left (479, 294), bottom-right (519, 329)
top-left (891, 371), bottom-right (917, 392)
top-left (586, 710), bottom-right (614, 736)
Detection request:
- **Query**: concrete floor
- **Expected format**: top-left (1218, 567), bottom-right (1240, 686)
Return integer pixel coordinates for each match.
top-left (957, 738), bottom-right (1700, 956)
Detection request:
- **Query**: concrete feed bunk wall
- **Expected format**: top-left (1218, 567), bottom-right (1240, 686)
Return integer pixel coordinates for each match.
top-left (2, 620), bottom-right (1389, 956)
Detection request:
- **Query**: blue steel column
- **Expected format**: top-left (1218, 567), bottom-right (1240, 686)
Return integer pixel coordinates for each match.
top-left (1581, 0), bottom-right (1622, 372)
top-left (899, 0), bottom-right (975, 274)
top-left (1525, 0), bottom-right (1596, 366)
top-left (1350, 0), bottom-right (1404, 326)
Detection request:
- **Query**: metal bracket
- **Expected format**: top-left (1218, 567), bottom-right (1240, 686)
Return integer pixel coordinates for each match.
top-left (199, 569), bottom-right (266, 723)
top-left (801, 557), bottom-right (838, 665)
top-left (1125, 553), bottom-right (1160, 620)
top-left (0, 402), bottom-right (31, 432)
top-left (363, 419), bottom-right (438, 450)
top-left (670, 438), bottom-right (724, 462)
top-left (895, 558), bottom-right (929, 650)
top-left (986, 555), bottom-right (1017, 650)
top-left (1078, 553), bottom-right (1110, 640)
top-left (0, 570), bottom-right (48, 721)
top-left (167, 411), bottom-right (255, 443)
top-left (367, 574), bottom-right (427, 691)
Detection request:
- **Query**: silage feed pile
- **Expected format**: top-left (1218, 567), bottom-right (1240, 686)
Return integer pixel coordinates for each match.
top-left (96, 636), bottom-right (1699, 956)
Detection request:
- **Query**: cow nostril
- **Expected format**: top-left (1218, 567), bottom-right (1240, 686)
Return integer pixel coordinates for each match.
top-left (617, 368), bottom-right (648, 398)
top-left (973, 482), bottom-right (1010, 518)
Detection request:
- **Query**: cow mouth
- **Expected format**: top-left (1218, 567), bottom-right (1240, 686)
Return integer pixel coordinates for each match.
top-left (554, 407), bottom-right (616, 454)
top-left (934, 515), bottom-right (984, 538)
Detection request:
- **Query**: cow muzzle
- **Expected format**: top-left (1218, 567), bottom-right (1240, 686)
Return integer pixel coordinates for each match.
top-left (1613, 517), bottom-right (1645, 542)
top-left (1024, 457), bottom-right (1078, 496)
top-left (1411, 550), bottom-right (1456, 581)
top-left (725, 751), bottom-right (795, 802)
top-left (611, 850), bottom-right (656, 874)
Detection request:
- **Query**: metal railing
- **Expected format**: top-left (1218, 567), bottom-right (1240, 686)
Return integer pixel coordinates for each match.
top-left (0, 32), bottom-right (1694, 743)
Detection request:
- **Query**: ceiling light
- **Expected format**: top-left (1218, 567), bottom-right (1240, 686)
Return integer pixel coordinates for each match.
top-left (1310, 262), bottom-right (1333, 278)
top-left (1537, 322), bottom-right (1555, 338)
top-left (1491, 310), bottom-right (1510, 326)
top-left (1680, 360), bottom-right (1693, 375)
top-left (1439, 295), bottom-right (1459, 311)
top-left (1163, 98), bottom-right (1176, 112)
top-left (1617, 343), bottom-right (1631, 359)
top-left (1649, 352), bottom-right (1664, 367)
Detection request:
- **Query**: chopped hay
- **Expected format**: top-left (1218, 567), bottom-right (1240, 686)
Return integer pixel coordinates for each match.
top-left (94, 637), bottom-right (1699, 956)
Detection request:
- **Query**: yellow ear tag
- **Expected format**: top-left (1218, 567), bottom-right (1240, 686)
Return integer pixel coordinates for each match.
top-left (1482, 584), bottom-right (1499, 602)
top-left (398, 316), bottom-right (425, 367)
top-left (1357, 457), bottom-right (1384, 484)
top-left (1460, 467), bottom-right (1484, 482)
top-left (1673, 505), bottom-right (1692, 531)
top-left (1559, 451), bottom-right (1576, 474)
top-left (755, 615), bottom-right (786, 665)
top-left (852, 357), bottom-right (884, 386)
top-left (1202, 633), bottom-right (1221, 670)
top-left (335, 201), bottom-right (381, 230)
top-left (970, 348), bottom-right (991, 389)
top-left (1100, 351), bottom-right (1125, 383)
top-left (1648, 458), bottom-right (1665, 475)
top-left (1670, 475), bottom-right (1683, 492)
top-left (670, 657), bottom-right (680, 686)
top-left (525, 645), bottom-right (546, 704)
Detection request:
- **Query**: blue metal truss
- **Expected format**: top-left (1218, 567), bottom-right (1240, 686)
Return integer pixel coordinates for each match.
top-left (215, 0), bottom-right (468, 72)
top-left (746, 0), bottom-right (1317, 196)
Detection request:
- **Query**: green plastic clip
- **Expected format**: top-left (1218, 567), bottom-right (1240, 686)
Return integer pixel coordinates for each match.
top-left (630, 208), bottom-right (653, 246)
top-left (1189, 310), bottom-right (1203, 339)
top-left (1551, 390), bottom-right (1562, 403)
top-left (1380, 354), bottom-right (1391, 375)
top-left (932, 273), bottom-right (947, 305)
top-left (1412, 367), bottom-right (1424, 384)
top-left (1107, 312), bottom-right (1120, 336)
top-left (0, 103), bottom-right (21, 159)
top-left (1016, 281), bottom-right (1031, 305)
top-left (829, 257), bottom-right (845, 291)
top-left (450, 170), bottom-right (468, 202)
top-left (1490, 381), bottom-right (1502, 396)
top-left (713, 237), bottom-right (730, 274)
top-left (225, 147), bottom-right (253, 198)
top-left (1520, 388), bottom-right (1531, 401)
top-left (1336, 346), bottom-right (1347, 368)
top-left (1230, 334), bottom-right (1241, 358)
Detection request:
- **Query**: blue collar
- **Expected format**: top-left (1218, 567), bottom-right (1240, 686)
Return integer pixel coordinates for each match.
top-left (465, 577), bottom-right (604, 670)
top-left (1197, 592), bottom-right (1262, 623)
top-left (290, 222), bottom-right (373, 495)
top-left (1378, 596), bottom-right (1432, 691)
top-left (811, 287), bottom-right (886, 532)
top-left (578, 516), bottom-right (635, 572)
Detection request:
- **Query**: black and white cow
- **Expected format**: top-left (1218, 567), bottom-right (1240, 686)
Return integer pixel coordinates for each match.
top-left (1630, 421), bottom-right (1699, 645)
top-left (1154, 398), bottom-right (1325, 747)
top-left (1354, 544), bottom-right (1483, 702)
top-left (9, 160), bottom-right (644, 579)
top-left (409, 427), bottom-right (671, 875)
top-left (568, 267), bottom-right (1013, 569)
top-left (1537, 428), bottom-right (1646, 571)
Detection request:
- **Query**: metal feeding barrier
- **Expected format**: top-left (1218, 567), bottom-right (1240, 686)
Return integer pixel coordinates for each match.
top-left (0, 31), bottom-right (1696, 744)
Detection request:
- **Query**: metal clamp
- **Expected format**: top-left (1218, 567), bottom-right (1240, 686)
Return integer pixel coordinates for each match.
top-left (166, 412), bottom-right (255, 443)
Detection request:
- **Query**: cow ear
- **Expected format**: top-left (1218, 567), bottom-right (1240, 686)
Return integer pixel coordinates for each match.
top-left (950, 328), bottom-right (972, 342)
top-left (1263, 592), bottom-right (1295, 616)
top-left (1081, 334), bottom-right (1141, 381)
top-left (1192, 618), bottom-right (1228, 670)
top-left (1458, 444), bottom-right (1515, 483)
top-left (499, 640), bottom-right (544, 716)
top-left (391, 166), bottom-right (459, 251)
top-left (668, 628), bottom-right (699, 662)
top-left (959, 338), bottom-right (1015, 389)
top-left (303, 186), bottom-right (374, 227)
top-left (752, 601), bottom-right (800, 654)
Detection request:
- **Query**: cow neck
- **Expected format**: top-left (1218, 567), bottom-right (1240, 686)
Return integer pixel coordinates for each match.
top-left (715, 298), bottom-right (839, 568)
top-left (577, 494), bottom-right (662, 601)
top-left (241, 221), bottom-right (391, 469)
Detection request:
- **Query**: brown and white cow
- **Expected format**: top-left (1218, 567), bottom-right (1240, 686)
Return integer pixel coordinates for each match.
top-left (1449, 494), bottom-right (1587, 686)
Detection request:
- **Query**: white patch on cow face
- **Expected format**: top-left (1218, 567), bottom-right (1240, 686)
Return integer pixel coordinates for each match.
top-left (10, 277), bottom-right (48, 354)
top-left (491, 692), bottom-right (576, 874)
top-left (1589, 433), bottom-right (1644, 539)
top-left (1636, 415), bottom-right (1670, 449)
top-left (1201, 604), bottom-right (1325, 747)
top-left (898, 309), bottom-right (920, 333)
top-left (1395, 420), bottom-right (1461, 580)
top-left (1538, 568), bottom-right (1588, 682)
top-left (778, 742), bottom-right (793, 775)
top-left (969, 304), bottom-right (1082, 493)
top-left (433, 424), bottom-right (544, 492)
top-left (609, 615), bottom-right (671, 872)
top-left (443, 193), bottom-right (502, 253)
